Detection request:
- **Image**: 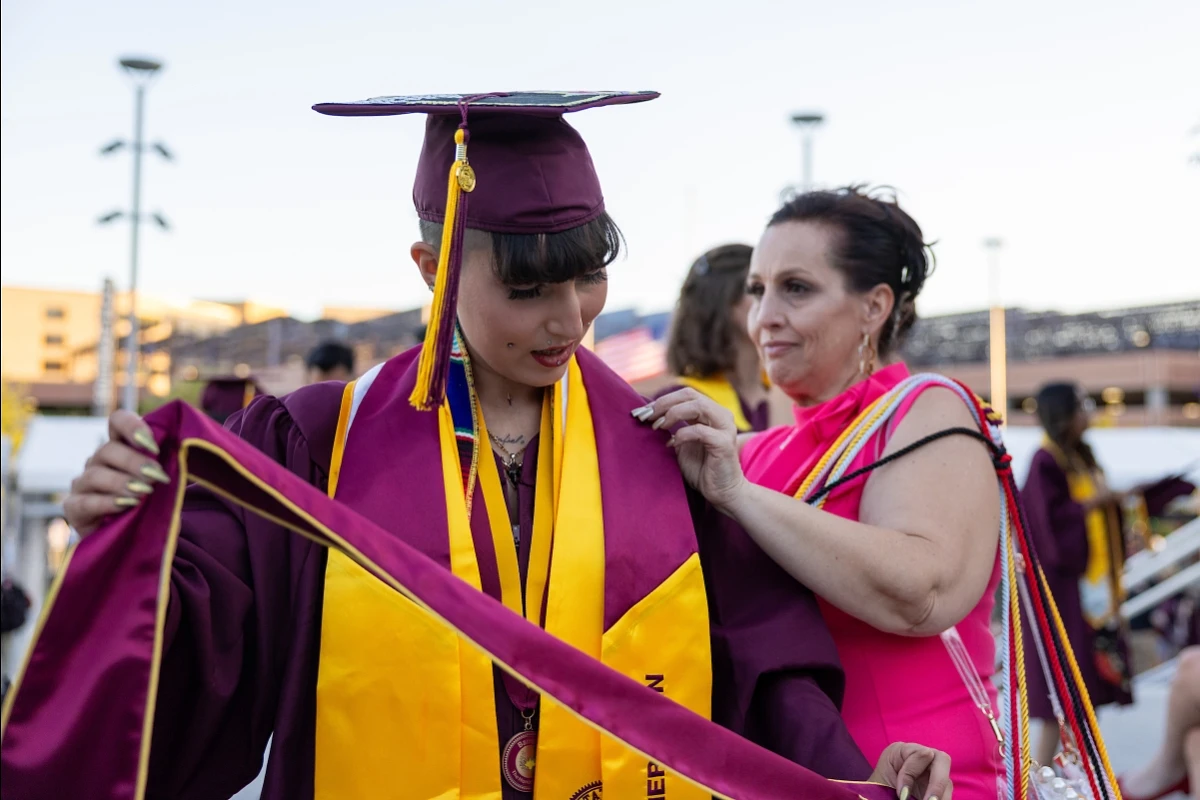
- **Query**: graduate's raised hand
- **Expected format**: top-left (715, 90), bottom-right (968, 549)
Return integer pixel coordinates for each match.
top-left (632, 388), bottom-right (747, 510)
top-left (63, 410), bottom-right (168, 536)
top-left (868, 742), bottom-right (953, 800)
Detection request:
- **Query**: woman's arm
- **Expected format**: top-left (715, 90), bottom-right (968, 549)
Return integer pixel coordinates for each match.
top-left (647, 386), bottom-right (1000, 636)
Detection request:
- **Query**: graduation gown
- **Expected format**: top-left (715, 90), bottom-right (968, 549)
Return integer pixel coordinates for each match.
top-left (3, 356), bottom-right (871, 800)
top-left (1019, 448), bottom-right (1134, 719)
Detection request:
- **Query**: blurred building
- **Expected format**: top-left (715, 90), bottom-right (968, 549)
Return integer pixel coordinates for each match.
top-left (319, 306), bottom-right (397, 325)
top-left (157, 308), bottom-right (424, 394)
top-left (1, 284), bottom-right (291, 413)
top-left (904, 301), bottom-right (1199, 426)
top-left (592, 300), bottom-right (1200, 428)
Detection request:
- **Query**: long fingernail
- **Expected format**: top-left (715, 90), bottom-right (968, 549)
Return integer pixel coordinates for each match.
top-left (114, 496), bottom-right (140, 508)
top-left (133, 429), bottom-right (160, 455)
top-left (631, 404), bottom-right (654, 421)
top-left (127, 480), bottom-right (153, 495)
top-left (141, 463), bottom-right (170, 484)
top-left (652, 417), bottom-right (667, 430)
top-left (899, 788), bottom-right (910, 800)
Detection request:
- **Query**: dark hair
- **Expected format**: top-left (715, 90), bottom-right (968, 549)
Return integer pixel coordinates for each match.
top-left (666, 244), bottom-right (754, 378)
top-left (768, 185), bottom-right (934, 356)
top-left (1035, 382), bottom-right (1096, 468)
top-left (306, 340), bottom-right (355, 373)
top-left (419, 211), bottom-right (624, 286)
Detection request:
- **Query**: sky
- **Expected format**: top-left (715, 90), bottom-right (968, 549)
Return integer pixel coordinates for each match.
top-left (2, 0), bottom-right (1198, 322)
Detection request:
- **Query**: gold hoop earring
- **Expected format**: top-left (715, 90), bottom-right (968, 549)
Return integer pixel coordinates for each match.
top-left (858, 332), bottom-right (877, 377)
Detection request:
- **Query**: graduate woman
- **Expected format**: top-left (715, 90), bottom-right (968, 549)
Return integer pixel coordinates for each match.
top-left (44, 93), bottom-right (949, 800)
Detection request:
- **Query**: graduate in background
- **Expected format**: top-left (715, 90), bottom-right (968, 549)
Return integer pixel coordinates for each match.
top-left (40, 92), bottom-right (948, 800)
top-left (305, 340), bottom-right (356, 383)
top-left (199, 375), bottom-right (264, 424)
top-left (1020, 382), bottom-right (1134, 768)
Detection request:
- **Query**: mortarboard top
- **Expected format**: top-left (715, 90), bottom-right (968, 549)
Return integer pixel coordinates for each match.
top-left (1142, 474), bottom-right (1196, 518)
top-left (200, 376), bottom-right (264, 423)
top-left (313, 91), bottom-right (659, 408)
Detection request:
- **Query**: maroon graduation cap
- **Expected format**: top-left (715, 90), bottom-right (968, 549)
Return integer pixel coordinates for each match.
top-left (312, 91), bottom-right (659, 409)
top-left (200, 376), bottom-right (264, 424)
top-left (1142, 473), bottom-right (1197, 518)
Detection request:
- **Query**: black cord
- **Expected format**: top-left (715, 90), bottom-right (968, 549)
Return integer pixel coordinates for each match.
top-left (807, 426), bottom-right (1004, 505)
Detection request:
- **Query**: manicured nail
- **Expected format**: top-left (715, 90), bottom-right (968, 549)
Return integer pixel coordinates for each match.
top-left (114, 496), bottom-right (140, 508)
top-left (141, 463), bottom-right (170, 484)
top-left (652, 417), bottom-right (667, 430)
top-left (133, 429), bottom-right (160, 455)
top-left (126, 480), bottom-right (153, 495)
top-left (631, 404), bottom-right (654, 421)
top-left (898, 788), bottom-right (909, 800)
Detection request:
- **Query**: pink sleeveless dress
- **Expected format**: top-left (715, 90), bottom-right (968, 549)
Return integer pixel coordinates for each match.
top-left (741, 364), bottom-right (1003, 800)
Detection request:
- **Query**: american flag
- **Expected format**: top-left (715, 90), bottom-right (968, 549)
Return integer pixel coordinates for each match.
top-left (594, 326), bottom-right (666, 383)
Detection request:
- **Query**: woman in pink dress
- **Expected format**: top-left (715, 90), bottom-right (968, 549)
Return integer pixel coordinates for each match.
top-left (640, 186), bottom-right (1004, 800)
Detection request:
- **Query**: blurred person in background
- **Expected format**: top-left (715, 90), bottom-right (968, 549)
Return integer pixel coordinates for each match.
top-left (658, 244), bottom-right (770, 432)
top-left (1, 576), bottom-right (31, 700)
top-left (200, 376), bottom-right (265, 425)
top-left (306, 340), bottom-right (356, 383)
top-left (1020, 382), bottom-right (1134, 767)
top-left (1119, 647), bottom-right (1199, 800)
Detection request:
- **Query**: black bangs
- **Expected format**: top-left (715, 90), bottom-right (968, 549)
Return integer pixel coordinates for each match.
top-left (490, 211), bottom-right (623, 286)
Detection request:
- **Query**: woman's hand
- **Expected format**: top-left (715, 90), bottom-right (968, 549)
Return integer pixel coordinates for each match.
top-left (868, 742), bottom-right (952, 800)
top-left (63, 410), bottom-right (169, 536)
top-left (632, 389), bottom-right (748, 511)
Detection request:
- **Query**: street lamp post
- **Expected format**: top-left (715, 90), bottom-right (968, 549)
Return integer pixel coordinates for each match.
top-left (983, 238), bottom-right (1007, 426)
top-left (790, 112), bottom-right (825, 193)
top-left (98, 57), bottom-right (171, 413)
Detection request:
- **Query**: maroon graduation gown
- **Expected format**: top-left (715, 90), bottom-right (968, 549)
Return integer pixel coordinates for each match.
top-left (1019, 448), bottom-right (1133, 720)
top-left (140, 381), bottom-right (867, 798)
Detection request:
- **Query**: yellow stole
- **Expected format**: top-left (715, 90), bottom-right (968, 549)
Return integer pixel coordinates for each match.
top-left (315, 358), bottom-right (712, 799)
top-left (1043, 439), bottom-right (1124, 628)
top-left (678, 374), bottom-right (753, 432)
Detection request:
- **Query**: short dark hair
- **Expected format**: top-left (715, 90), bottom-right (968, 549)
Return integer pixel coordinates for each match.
top-left (768, 185), bottom-right (934, 356)
top-left (306, 340), bottom-right (355, 373)
top-left (666, 244), bottom-right (754, 378)
top-left (418, 211), bottom-right (623, 286)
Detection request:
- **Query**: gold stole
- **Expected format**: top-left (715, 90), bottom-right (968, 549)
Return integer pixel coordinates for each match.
top-left (315, 359), bottom-right (712, 799)
top-left (678, 374), bottom-right (753, 432)
top-left (1043, 439), bottom-right (1124, 628)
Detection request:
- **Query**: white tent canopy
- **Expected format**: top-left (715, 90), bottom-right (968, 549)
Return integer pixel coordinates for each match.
top-left (15, 416), bottom-right (110, 495)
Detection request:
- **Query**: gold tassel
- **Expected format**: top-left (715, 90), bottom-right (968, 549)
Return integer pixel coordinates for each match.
top-left (410, 127), bottom-right (474, 410)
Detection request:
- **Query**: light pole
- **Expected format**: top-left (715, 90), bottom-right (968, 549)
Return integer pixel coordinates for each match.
top-left (983, 238), bottom-right (1007, 425)
top-left (98, 56), bottom-right (172, 413)
top-left (790, 112), bottom-right (825, 193)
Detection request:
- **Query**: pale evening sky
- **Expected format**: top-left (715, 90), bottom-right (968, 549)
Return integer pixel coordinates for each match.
top-left (2, 0), bottom-right (1197, 322)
